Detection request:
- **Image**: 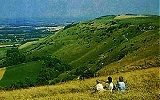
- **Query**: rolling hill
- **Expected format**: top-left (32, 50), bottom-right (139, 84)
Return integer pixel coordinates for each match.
top-left (20, 15), bottom-right (159, 69)
top-left (0, 15), bottom-right (159, 89)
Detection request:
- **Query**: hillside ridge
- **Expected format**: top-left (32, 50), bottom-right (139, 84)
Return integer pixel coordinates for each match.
top-left (0, 15), bottom-right (159, 89)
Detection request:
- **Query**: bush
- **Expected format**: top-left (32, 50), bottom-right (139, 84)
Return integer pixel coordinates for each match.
top-left (3, 47), bottom-right (26, 66)
top-left (75, 66), bottom-right (94, 78)
top-left (64, 23), bottom-right (78, 30)
top-left (50, 78), bottom-right (61, 85)
top-left (4, 77), bottom-right (35, 90)
top-left (36, 56), bottom-right (73, 85)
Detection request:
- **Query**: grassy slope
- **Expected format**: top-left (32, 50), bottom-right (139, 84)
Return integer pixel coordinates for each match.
top-left (98, 30), bottom-right (159, 75)
top-left (0, 15), bottom-right (159, 89)
top-left (0, 61), bottom-right (42, 87)
top-left (19, 16), bottom-right (159, 69)
top-left (0, 67), bottom-right (159, 100)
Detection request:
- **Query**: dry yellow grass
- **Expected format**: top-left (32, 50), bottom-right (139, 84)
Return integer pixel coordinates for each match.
top-left (18, 41), bottom-right (38, 49)
top-left (114, 15), bottom-right (147, 19)
top-left (0, 67), bottom-right (159, 100)
top-left (0, 67), bottom-right (6, 80)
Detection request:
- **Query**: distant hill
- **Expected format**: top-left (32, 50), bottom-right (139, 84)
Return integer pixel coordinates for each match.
top-left (0, 15), bottom-right (159, 88)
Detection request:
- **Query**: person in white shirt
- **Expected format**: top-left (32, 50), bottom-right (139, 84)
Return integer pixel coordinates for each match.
top-left (108, 81), bottom-right (114, 92)
top-left (107, 77), bottom-right (114, 92)
top-left (96, 80), bottom-right (105, 91)
top-left (104, 76), bottom-right (114, 92)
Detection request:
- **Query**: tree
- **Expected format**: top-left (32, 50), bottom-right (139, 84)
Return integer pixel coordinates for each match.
top-left (36, 56), bottom-right (72, 85)
top-left (3, 47), bottom-right (26, 66)
top-left (75, 66), bottom-right (94, 78)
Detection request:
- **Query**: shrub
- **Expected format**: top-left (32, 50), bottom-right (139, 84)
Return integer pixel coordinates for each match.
top-left (3, 47), bottom-right (26, 66)
top-left (36, 56), bottom-right (73, 85)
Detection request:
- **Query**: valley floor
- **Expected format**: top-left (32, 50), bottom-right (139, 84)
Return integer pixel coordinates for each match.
top-left (0, 67), bottom-right (159, 100)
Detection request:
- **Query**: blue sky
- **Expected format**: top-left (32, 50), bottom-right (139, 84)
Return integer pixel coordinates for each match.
top-left (0, 0), bottom-right (159, 19)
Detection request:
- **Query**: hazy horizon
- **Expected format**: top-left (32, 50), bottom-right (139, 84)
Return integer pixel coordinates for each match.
top-left (0, 0), bottom-right (159, 20)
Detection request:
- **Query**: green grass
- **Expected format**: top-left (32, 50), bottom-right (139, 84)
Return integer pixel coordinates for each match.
top-left (20, 16), bottom-right (159, 67)
top-left (16, 15), bottom-right (159, 77)
top-left (98, 29), bottom-right (159, 75)
top-left (0, 61), bottom-right (43, 87)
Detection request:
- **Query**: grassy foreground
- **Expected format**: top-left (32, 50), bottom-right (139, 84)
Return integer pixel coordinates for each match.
top-left (0, 67), bottom-right (159, 100)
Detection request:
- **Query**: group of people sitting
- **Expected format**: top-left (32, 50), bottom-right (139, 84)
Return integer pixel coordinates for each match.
top-left (94, 76), bottom-right (125, 93)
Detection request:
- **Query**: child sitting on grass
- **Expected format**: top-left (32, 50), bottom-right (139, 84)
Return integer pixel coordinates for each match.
top-left (116, 76), bottom-right (126, 91)
top-left (92, 80), bottom-right (105, 94)
top-left (96, 80), bottom-right (105, 91)
top-left (104, 76), bottom-right (114, 92)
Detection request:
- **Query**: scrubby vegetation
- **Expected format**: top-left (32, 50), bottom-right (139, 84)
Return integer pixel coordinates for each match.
top-left (36, 56), bottom-right (73, 85)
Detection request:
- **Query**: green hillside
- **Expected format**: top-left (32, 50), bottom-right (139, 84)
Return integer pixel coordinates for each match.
top-left (0, 15), bottom-right (159, 88)
top-left (20, 15), bottom-right (159, 70)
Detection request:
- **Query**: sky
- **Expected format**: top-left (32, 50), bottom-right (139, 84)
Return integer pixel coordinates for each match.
top-left (0, 0), bottom-right (159, 19)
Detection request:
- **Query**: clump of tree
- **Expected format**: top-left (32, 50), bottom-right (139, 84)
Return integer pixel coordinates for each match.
top-left (36, 56), bottom-right (96, 85)
top-left (4, 77), bottom-right (35, 90)
top-left (3, 47), bottom-right (26, 66)
top-left (75, 66), bottom-right (95, 78)
top-left (36, 56), bottom-right (72, 85)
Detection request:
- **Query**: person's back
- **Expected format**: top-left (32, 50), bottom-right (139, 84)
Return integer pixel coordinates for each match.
top-left (117, 81), bottom-right (125, 91)
top-left (117, 76), bottom-right (125, 91)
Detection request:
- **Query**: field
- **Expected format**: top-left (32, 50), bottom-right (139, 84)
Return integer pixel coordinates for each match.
top-left (0, 67), bottom-right (159, 100)
top-left (114, 15), bottom-right (147, 19)
top-left (0, 61), bottom-right (42, 87)
top-left (18, 41), bottom-right (38, 49)
top-left (0, 67), bottom-right (6, 80)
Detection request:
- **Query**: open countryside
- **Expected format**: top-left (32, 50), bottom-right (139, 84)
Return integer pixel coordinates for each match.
top-left (0, 0), bottom-right (159, 99)
top-left (0, 15), bottom-right (159, 100)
